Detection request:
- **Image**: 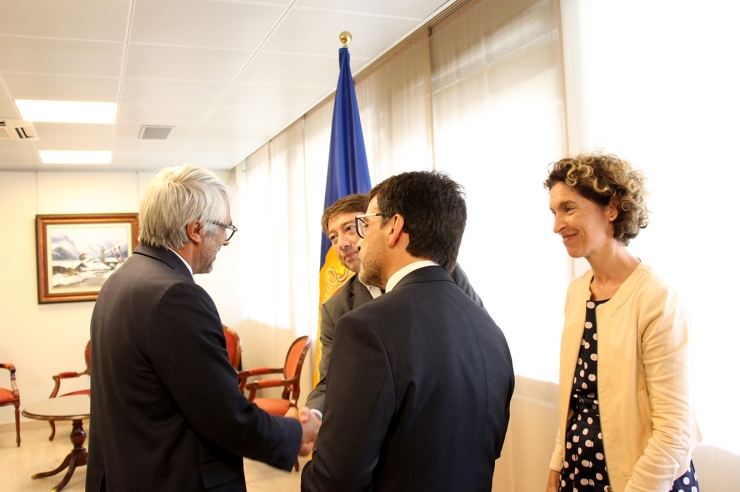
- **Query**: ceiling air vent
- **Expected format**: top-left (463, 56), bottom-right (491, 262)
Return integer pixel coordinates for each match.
top-left (138, 125), bottom-right (174, 140)
top-left (0, 119), bottom-right (39, 141)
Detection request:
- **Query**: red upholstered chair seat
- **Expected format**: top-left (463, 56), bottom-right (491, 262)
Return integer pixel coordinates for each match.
top-left (0, 387), bottom-right (15, 403)
top-left (1, 362), bottom-right (21, 446)
top-left (252, 398), bottom-right (291, 416)
top-left (237, 336), bottom-right (311, 415)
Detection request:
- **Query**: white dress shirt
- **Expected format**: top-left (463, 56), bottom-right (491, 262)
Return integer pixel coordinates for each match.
top-left (385, 260), bottom-right (438, 293)
top-left (168, 247), bottom-right (193, 277)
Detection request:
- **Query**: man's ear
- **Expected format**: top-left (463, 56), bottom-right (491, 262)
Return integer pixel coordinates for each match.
top-left (185, 220), bottom-right (204, 245)
top-left (387, 214), bottom-right (405, 247)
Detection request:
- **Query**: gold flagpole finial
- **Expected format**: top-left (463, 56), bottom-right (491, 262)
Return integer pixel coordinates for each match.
top-left (339, 31), bottom-right (352, 48)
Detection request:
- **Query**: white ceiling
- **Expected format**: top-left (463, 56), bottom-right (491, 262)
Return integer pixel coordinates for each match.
top-left (0, 0), bottom-right (450, 172)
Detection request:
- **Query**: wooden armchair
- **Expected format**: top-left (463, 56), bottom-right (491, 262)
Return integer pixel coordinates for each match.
top-left (48, 341), bottom-right (91, 441)
top-left (237, 336), bottom-right (310, 416)
top-left (0, 362), bottom-right (21, 446)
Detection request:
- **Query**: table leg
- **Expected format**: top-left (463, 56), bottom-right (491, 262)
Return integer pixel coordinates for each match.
top-left (31, 419), bottom-right (88, 492)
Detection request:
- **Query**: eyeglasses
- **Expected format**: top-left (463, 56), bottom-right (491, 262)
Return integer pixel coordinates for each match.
top-left (210, 220), bottom-right (238, 241)
top-left (355, 213), bottom-right (384, 239)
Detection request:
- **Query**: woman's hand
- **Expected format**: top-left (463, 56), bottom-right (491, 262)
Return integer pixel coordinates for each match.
top-left (545, 469), bottom-right (560, 492)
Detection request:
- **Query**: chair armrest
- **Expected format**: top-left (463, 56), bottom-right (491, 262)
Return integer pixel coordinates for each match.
top-left (236, 368), bottom-right (284, 391)
top-left (1, 363), bottom-right (19, 396)
top-left (49, 372), bottom-right (88, 398)
top-left (56, 372), bottom-right (83, 378)
top-left (243, 378), bottom-right (290, 402)
top-left (244, 378), bottom-right (288, 391)
top-left (242, 367), bottom-right (284, 377)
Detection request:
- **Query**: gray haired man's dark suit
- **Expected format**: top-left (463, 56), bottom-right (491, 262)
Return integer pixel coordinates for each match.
top-left (87, 244), bottom-right (301, 492)
top-left (305, 264), bottom-right (484, 413)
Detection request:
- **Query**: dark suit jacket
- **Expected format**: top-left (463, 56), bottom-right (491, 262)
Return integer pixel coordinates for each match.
top-left (87, 244), bottom-right (301, 492)
top-left (301, 266), bottom-right (514, 492)
top-left (305, 264), bottom-right (485, 413)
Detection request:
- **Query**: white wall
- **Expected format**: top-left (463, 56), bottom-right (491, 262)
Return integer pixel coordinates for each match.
top-left (0, 169), bottom-right (254, 428)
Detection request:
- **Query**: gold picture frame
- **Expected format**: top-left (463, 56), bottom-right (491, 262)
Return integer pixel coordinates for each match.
top-left (36, 214), bottom-right (139, 304)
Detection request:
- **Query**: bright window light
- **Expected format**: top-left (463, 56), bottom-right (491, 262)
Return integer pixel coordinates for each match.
top-left (16, 100), bottom-right (117, 124)
top-left (39, 151), bottom-right (112, 165)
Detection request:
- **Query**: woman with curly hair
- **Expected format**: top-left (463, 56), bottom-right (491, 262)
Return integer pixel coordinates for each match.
top-left (544, 152), bottom-right (702, 492)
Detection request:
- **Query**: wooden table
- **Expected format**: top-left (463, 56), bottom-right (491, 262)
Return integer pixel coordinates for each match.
top-left (22, 394), bottom-right (90, 492)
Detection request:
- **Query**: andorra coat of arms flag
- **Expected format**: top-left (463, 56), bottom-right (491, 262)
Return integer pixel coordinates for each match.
top-left (315, 45), bottom-right (371, 386)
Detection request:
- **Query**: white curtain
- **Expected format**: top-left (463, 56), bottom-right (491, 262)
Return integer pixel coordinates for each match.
top-left (431, 0), bottom-right (568, 383)
top-left (239, 121), bottom-right (313, 371)
top-left (355, 31), bottom-right (436, 179)
top-left (303, 99), bottom-right (334, 335)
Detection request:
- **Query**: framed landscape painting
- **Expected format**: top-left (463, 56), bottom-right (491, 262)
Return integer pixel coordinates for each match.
top-left (36, 214), bottom-right (139, 304)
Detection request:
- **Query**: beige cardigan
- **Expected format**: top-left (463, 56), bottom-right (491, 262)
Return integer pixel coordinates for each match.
top-left (549, 263), bottom-right (701, 492)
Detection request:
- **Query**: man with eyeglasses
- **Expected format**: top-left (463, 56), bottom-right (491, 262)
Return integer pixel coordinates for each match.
top-left (301, 193), bottom-right (485, 422)
top-left (301, 171), bottom-right (514, 492)
top-left (88, 165), bottom-right (318, 492)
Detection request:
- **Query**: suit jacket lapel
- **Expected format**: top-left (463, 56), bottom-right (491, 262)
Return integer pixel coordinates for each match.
top-left (348, 275), bottom-right (374, 309)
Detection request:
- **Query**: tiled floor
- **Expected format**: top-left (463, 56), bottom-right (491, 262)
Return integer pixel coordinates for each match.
top-left (0, 421), bottom-right (303, 491)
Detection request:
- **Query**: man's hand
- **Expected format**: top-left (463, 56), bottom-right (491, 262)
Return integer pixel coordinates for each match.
top-left (295, 407), bottom-right (321, 456)
top-left (285, 407), bottom-right (299, 419)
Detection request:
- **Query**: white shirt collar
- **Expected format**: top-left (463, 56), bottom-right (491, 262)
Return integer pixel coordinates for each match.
top-left (168, 247), bottom-right (193, 277)
top-left (358, 276), bottom-right (383, 299)
top-left (385, 260), bottom-right (438, 293)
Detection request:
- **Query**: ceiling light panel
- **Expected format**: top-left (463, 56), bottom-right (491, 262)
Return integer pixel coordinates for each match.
top-left (39, 150), bottom-right (112, 164)
top-left (16, 100), bottom-right (117, 124)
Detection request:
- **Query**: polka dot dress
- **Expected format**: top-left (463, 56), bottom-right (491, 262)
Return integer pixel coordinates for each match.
top-left (558, 300), bottom-right (701, 492)
top-left (559, 299), bottom-right (610, 492)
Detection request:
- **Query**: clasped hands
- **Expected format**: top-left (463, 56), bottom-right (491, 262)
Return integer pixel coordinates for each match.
top-left (287, 407), bottom-right (322, 456)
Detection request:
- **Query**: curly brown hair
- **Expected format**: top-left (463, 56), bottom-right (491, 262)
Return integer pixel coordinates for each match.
top-left (544, 152), bottom-right (649, 245)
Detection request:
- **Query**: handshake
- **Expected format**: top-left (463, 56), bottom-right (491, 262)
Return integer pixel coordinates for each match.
top-left (289, 407), bottom-right (322, 456)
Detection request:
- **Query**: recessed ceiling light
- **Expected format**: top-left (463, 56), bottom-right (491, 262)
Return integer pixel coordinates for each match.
top-left (39, 151), bottom-right (112, 165)
top-left (16, 100), bottom-right (117, 124)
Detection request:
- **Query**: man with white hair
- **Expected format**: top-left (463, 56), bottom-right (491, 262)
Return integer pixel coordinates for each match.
top-left (87, 165), bottom-right (317, 492)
